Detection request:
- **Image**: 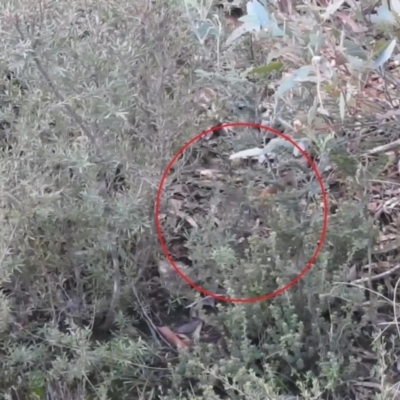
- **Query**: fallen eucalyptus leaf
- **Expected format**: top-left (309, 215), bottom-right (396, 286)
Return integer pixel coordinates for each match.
top-left (229, 147), bottom-right (264, 160)
top-left (157, 326), bottom-right (190, 349)
top-left (230, 137), bottom-right (310, 160)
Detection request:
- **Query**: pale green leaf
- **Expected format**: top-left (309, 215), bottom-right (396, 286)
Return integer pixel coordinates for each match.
top-left (251, 61), bottom-right (284, 75)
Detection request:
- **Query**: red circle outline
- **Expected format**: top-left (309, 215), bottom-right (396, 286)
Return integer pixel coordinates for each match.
top-left (154, 122), bottom-right (328, 303)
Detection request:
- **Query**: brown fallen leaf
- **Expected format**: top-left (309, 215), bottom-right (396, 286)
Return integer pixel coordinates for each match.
top-left (157, 326), bottom-right (190, 349)
top-left (176, 333), bottom-right (192, 347)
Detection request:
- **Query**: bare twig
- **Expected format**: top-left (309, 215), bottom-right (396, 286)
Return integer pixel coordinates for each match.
top-left (351, 264), bottom-right (400, 284)
top-left (131, 284), bottom-right (177, 352)
top-left (364, 138), bottom-right (400, 156)
top-left (100, 250), bottom-right (121, 331)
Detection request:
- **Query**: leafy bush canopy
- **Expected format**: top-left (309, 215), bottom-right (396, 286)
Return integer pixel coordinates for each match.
top-left (1, 0), bottom-right (400, 399)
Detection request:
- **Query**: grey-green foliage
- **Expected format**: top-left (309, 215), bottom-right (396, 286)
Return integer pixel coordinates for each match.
top-left (0, 0), bottom-right (396, 398)
top-left (173, 196), bottom-right (374, 399)
top-left (0, 0), bottom-right (204, 398)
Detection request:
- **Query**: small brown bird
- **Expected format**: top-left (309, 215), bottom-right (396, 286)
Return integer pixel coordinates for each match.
top-left (259, 171), bottom-right (297, 198)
